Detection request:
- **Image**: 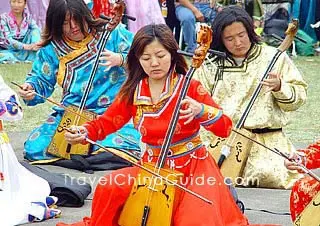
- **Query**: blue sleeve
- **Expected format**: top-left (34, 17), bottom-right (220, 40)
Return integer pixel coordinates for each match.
top-left (110, 24), bottom-right (133, 60)
top-left (24, 44), bottom-right (59, 106)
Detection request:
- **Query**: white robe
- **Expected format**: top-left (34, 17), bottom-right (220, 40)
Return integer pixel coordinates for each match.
top-left (0, 75), bottom-right (51, 226)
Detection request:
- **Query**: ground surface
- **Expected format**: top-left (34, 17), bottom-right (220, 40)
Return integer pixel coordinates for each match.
top-left (8, 132), bottom-right (318, 226)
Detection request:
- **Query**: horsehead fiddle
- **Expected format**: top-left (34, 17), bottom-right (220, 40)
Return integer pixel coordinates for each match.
top-left (231, 129), bottom-right (320, 226)
top-left (12, 1), bottom-right (137, 160)
top-left (231, 129), bottom-right (320, 183)
top-left (10, 81), bottom-right (138, 146)
top-left (59, 24), bottom-right (218, 224)
top-left (117, 24), bottom-right (215, 226)
top-left (209, 19), bottom-right (300, 182)
top-left (45, 0), bottom-right (137, 160)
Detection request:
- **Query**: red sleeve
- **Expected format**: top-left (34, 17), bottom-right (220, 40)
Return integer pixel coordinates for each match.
top-left (190, 79), bottom-right (232, 138)
top-left (299, 140), bottom-right (320, 170)
top-left (84, 96), bottom-right (134, 141)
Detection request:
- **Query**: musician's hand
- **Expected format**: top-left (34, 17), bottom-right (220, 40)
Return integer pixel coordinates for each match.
top-left (284, 152), bottom-right (305, 171)
top-left (23, 44), bottom-right (34, 51)
top-left (99, 50), bottom-right (123, 71)
top-left (193, 9), bottom-right (204, 22)
top-left (18, 83), bottom-right (36, 101)
top-left (64, 126), bottom-right (88, 145)
top-left (30, 42), bottom-right (42, 51)
top-left (209, 0), bottom-right (215, 8)
top-left (261, 72), bottom-right (281, 92)
top-left (179, 96), bottom-right (202, 125)
top-left (210, 0), bottom-right (222, 11)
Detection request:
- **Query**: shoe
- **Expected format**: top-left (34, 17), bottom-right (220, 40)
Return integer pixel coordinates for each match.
top-left (28, 201), bottom-right (62, 222)
top-left (46, 196), bottom-right (58, 208)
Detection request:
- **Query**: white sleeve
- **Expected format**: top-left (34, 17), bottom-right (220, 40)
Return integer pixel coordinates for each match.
top-left (0, 75), bottom-right (23, 121)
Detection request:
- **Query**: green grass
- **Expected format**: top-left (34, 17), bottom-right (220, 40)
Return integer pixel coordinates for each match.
top-left (0, 63), bottom-right (62, 132)
top-left (0, 56), bottom-right (319, 144)
top-left (284, 56), bottom-right (320, 144)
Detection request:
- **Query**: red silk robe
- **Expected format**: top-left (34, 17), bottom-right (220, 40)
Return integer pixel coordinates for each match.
top-left (57, 73), bottom-right (276, 225)
top-left (290, 140), bottom-right (320, 221)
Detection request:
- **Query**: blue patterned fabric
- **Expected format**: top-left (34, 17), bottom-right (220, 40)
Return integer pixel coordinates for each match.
top-left (24, 24), bottom-right (141, 161)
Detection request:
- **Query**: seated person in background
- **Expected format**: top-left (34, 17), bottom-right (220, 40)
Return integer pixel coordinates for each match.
top-left (90, 0), bottom-right (165, 34)
top-left (262, 1), bottom-right (291, 44)
top-left (175, 0), bottom-right (220, 53)
top-left (124, 0), bottom-right (165, 33)
top-left (0, 75), bottom-right (60, 225)
top-left (0, 0), bottom-right (41, 63)
top-left (284, 141), bottom-right (320, 222)
top-left (218, 0), bottom-right (264, 29)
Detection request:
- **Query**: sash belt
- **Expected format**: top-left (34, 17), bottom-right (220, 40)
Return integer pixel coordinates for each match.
top-left (250, 128), bottom-right (282, 134)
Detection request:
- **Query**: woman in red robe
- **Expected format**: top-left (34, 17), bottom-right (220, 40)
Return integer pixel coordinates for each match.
top-left (58, 24), bottom-right (253, 226)
top-left (285, 141), bottom-right (320, 221)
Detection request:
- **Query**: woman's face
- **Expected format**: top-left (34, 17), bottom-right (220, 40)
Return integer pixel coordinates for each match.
top-left (10, 0), bottom-right (26, 15)
top-left (62, 12), bottom-right (87, 42)
top-left (222, 22), bottom-right (251, 58)
top-left (139, 39), bottom-right (172, 83)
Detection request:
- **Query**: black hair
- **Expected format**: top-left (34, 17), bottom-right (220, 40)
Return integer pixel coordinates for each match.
top-left (211, 5), bottom-right (260, 53)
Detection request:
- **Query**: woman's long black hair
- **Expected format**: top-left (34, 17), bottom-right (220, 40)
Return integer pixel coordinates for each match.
top-left (41, 0), bottom-right (106, 46)
top-left (118, 24), bottom-right (188, 104)
top-left (210, 5), bottom-right (261, 53)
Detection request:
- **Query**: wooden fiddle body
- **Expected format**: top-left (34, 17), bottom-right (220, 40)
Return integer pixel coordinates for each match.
top-left (47, 105), bottom-right (96, 159)
top-left (294, 191), bottom-right (320, 225)
top-left (209, 128), bottom-right (254, 183)
top-left (118, 24), bottom-right (213, 226)
top-left (118, 163), bottom-right (183, 226)
top-left (47, 0), bottom-right (126, 159)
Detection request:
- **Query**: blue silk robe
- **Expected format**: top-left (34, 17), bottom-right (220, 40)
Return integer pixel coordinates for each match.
top-left (23, 24), bottom-right (141, 161)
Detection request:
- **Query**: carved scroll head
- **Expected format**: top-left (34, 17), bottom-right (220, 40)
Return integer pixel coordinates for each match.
top-left (106, 0), bottom-right (125, 31)
top-left (278, 19), bottom-right (299, 53)
top-left (191, 24), bottom-right (213, 68)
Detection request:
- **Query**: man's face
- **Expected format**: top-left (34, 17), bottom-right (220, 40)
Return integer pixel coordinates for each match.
top-left (222, 22), bottom-right (251, 58)
top-left (63, 12), bottom-right (87, 42)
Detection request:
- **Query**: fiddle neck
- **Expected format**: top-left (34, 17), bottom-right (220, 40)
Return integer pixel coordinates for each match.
top-left (156, 67), bottom-right (196, 169)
